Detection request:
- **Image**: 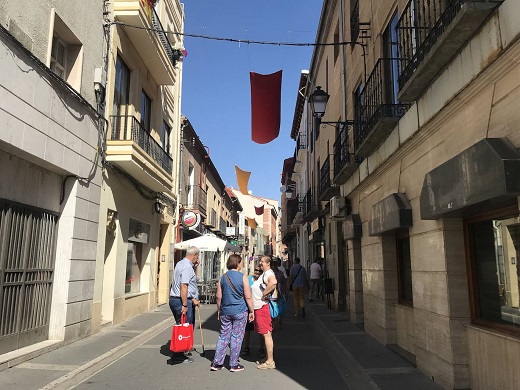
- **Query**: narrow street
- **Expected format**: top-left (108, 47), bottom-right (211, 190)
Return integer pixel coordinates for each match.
top-left (0, 298), bottom-right (441, 390)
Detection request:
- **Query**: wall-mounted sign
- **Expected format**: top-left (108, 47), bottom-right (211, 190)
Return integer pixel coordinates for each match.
top-left (311, 217), bottom-right (320, 233)
top-left (181, 210), bottom-right (201, 230)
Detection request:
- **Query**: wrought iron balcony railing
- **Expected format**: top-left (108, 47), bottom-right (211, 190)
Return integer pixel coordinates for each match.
top-left (396, 0), bottom-right (504, 101)
top-left (207, 209), bottom-right (217, 228)
top-left (354, 58), bottom-right (410, 157)
top-left (219, 217), bottom-right (226, 235)
top-left (110, 115), bottom-right (173, 174)
top-left (320, 156), bottom-right (340, 201)
top-left (303, 187), bottom-right (318, 221)
top-left (333, 121), bottom-right (359, 184)
top-left (288, 195), bottom-right (304, 225)
top-left (297, 133), bottom-right (307, 150)
top-left (185, 184), bottom-right (207, 215)
top-left (151, 8), bottom-right (179, 67)
top-left (320, 156), bottom-right (331, 197)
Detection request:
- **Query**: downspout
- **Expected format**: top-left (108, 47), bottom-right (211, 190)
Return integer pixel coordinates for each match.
top-left (339, 0), bottom-right (347, 121)
top-left (338, 0), bottom-right (348, 312)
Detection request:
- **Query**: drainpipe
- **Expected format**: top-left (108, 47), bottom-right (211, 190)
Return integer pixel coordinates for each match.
top-left (339, 0), bottom-right (347, 121)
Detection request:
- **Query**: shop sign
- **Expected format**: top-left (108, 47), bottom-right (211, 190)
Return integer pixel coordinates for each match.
top-left (181, 210), bottom-right (201, 230)
top-left (311, 217), bottom-right (320, 233)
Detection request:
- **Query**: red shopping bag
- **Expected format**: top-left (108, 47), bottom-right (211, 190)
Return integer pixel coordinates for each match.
top-left (170, 314), bottom-right (194, 353)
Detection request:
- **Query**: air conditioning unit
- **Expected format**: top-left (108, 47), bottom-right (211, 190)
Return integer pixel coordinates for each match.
top-left (330, 196), bottom-right (346, 220)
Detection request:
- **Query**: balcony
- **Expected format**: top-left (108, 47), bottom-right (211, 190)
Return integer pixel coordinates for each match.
top-left (113, 0), bottom-right (176, 85)
top-left (333, 122), bottom-right (359, 185)
top-left (219, 217), bottom-right (227, 236)
top-left (355, 58), bottom-right (411, 157)
top-left (107, 115), bottom-right (173, 192)
top-left (303, 188), bottom-right (319, 222)
top-left (294, 133), bottom-right (307, 168)
top-left (205, 209), bottom-right (217, 229)
top-left (397, 0), bottom-right (504, 102)
top-left (319, 156), bottom-right (340, 201)
top-left (288, 195), bottom-right (304, 226)
top-left (185, 184), bottom-right (207, 217)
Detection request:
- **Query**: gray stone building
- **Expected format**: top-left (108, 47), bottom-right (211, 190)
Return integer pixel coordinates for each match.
top-left (283, 0), bottom-right (520, 388)
top-left (0, 0), bottom-right (104, 354)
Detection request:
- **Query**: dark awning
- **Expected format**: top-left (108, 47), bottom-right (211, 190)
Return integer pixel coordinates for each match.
top-left (369, 193), bottom-right (412, 236)
top-left (343, 214), bottom-right (362, 239)
top-left (420, 138), bottom-right (520, 220)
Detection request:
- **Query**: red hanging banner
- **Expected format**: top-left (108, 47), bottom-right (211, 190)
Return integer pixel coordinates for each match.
top-left (250, 70), bottom-right (282, 144)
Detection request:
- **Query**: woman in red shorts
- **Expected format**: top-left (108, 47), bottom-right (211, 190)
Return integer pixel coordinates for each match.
top-left (251, 255), bottom-right (278, 370)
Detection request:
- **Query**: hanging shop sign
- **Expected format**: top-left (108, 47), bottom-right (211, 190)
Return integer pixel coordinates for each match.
top-left (311, 217), bottom-right (320, 233)
top-left (181, 210), bottom-right (201, 230)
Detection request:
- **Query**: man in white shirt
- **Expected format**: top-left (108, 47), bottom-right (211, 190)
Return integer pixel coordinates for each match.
top-left (309, 258), bottom-right (322, 302)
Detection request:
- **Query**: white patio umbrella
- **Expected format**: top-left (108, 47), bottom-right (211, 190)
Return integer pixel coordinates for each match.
top-left (174, 233), bottom-right (241, 252)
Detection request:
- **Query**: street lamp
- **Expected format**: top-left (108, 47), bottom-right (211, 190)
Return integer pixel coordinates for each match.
top-left (309, 86), bottom-right (329, 118)
top-left (280, 183), bottom-right (295, 199)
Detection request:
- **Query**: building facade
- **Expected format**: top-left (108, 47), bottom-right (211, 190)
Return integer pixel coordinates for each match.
top-left (231, 188), bottom-right (281, 271)
top-left (176, 118), bottom-right (242, 281)
top-left (0, 0), bottom-right (104, 353)
top-left (92, 0), bottom-right (185, 329)
top-left (284, 0), bottom-right (520, 388)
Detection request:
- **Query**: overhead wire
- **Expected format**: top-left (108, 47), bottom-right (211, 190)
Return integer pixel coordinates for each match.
top-left (110, 21), bottom-right (357, 47)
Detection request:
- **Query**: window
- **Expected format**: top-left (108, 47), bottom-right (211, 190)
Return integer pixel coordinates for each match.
top-left (396, 230), bottom-right (413, 306)
top-left (354, 82), bottom-right (364, 131)
top-left (125, 242), bottom-right (143, 294)
top-left (112, 56), bottom-right (130, 139)
top-left (187, 163), bottom-right (194, 207)
top-left (48, 13), bottom-right (83, 90)
top-left (126, 219), bottom-right (149, 294)
top-left (161, 121), bottom-right (171, 153)
top-left (334, 23), bottom-right (340, 63)
top-left (50, 35), bottom-right (66, 78)
top-left (466, 208), bottom-right (520, 334)
top-left (350, 0), bottom-right (360, 44)
top-left (383, 10), bottom-right (400, 104)
top-left (113, 56), bottom-right (130, 116)
top-left (140, 91), bottom-right (152, 132)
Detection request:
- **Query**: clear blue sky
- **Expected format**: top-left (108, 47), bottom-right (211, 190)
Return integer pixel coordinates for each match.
top-left (180, 1), bottom-right (323, 201)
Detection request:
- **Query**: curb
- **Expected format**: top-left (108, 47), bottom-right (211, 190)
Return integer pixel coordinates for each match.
top-left (39, 316), bottom-right (174, 390)
top-left (306, 304), bottom-right (380, 390)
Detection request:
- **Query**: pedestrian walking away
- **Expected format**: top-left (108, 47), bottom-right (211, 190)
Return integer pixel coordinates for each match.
top-left (309, 258), bottom-right (322, 302)
top-left (251, 255), bottom-right (278, 370)
top-left (289, 257), bottom-right (308, 317)
top-left (211, 254), bottom-right (254, 372)
top-left (169, 246), bottom-right (200, 364)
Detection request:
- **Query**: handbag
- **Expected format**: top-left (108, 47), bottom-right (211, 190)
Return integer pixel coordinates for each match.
top-left (170, 313), bottom-right (194, 353)
top-left (268, 297), bottom-right (287, 318)
top-left (289, 265), bottom-right (303, 292)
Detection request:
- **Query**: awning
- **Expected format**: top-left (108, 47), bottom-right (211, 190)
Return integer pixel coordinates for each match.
top-left (369, 193), bottom-right (412, 236)
top-left (343, 214), bottom-right (362, 239)
top-left (174, 234), bottom-right (241, 252)
top-left (420, 138), bottom-right (520, 220)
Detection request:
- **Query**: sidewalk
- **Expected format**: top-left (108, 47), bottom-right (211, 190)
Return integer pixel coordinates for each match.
top-left (0, 298), bottom-right (442, 390)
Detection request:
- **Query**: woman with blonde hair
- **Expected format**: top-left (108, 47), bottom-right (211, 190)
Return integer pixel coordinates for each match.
top-left (251, 255), bottom-right (278, 369)
top-left (211, 254), bottom-right (254, 372)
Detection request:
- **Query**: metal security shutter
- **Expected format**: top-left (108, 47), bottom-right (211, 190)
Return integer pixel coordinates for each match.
top-left (0, 199), bottom-right (58, 354)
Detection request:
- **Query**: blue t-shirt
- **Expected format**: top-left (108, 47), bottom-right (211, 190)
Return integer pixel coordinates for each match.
top-left (170, 258), bottom-right (197, 298)
top-left (290, 264), bottom-right (307, 288)
top-left (220, 271), bottom-right (247, 316)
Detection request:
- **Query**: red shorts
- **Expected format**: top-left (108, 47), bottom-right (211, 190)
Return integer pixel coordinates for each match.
top-left (254, 304), bottom-right (272, 335)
